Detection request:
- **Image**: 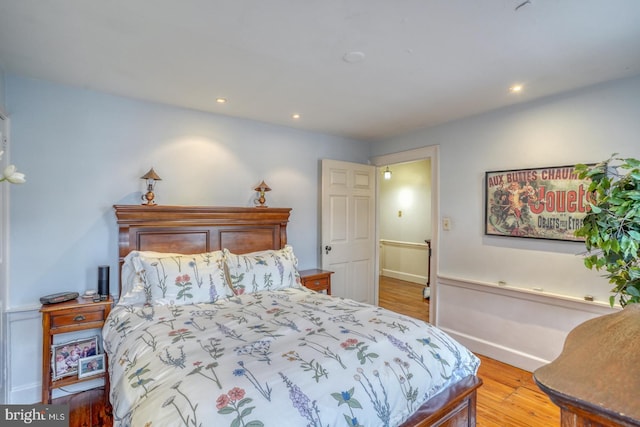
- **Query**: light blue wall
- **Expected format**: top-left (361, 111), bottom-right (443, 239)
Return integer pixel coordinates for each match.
top-left (0, 68), bottom-right (5, 109)
top-left (6, 74), bottom-right (371, 309)
top-left (372, 75), bottom-right (640, 303)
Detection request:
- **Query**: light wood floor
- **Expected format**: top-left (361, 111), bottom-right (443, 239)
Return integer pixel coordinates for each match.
top-left (378, 276), bottom-right (560, 427)
top-left (378, 276), bottom-right (430, 322)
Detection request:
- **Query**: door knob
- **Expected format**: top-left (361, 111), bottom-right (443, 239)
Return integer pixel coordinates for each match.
top-left (324, 245), bottom-right (332, 254)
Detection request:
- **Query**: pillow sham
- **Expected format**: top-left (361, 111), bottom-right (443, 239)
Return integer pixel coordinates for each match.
top-left (132, 250), bottom-right (232, 305)
top-left (119, 251), bottom-right (183, 306)
top-left (223, 245), bottom-right (301, 295)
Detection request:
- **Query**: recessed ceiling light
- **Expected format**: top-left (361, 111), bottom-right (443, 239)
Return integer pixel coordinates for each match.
top-left (509, 84), bottom-right (523, 93)
top-left (292, 113), bottom-right (301, 120)
top-left (216, 97), bottom-right (227, 104)
top-left (343, 51), bottom-right (366, 63)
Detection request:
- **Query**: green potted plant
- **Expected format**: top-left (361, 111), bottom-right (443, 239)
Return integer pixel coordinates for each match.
top-left (574, 154), bottom-right (640, 307)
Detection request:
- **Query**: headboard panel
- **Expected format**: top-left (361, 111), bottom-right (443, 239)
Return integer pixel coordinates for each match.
top-left (113, 205), bottom-right (291, 293)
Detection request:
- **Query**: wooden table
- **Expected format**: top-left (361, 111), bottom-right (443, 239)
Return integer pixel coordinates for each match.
top-left (533, 304), bottom-right (640, 427)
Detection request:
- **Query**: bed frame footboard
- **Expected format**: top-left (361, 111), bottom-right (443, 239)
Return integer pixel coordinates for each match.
top-left (399, 375), bottom-right (482, 427)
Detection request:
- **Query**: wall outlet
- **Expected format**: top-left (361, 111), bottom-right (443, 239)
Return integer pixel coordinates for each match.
top-left (442, 217), bottom-right (451, 230)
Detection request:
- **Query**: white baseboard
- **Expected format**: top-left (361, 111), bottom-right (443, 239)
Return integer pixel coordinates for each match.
top-left (8, 381), bottom-right (40, 405)
top-left (440, 327), bottom-right (550, 372)
top-left (381, 269), bottom-right (426, 285)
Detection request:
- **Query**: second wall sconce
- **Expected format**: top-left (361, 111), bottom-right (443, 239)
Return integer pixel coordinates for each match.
top-left (141, 168), bottom-right (162, 206)
top-left (254, 180), bottom-right (271, 208)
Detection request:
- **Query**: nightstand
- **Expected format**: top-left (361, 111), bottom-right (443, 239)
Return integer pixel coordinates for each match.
top-left (40, 297), bottom-right (112, 404)
top-left (299, 269), bottom-right (333, 295)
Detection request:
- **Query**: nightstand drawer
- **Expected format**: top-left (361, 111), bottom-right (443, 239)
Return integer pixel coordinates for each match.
top-left (304, 277), bottom-right (329, 291)
top-left (51, 310), bottom-right (105, 328)
top-left (298, 269), bottom-right (333, 295)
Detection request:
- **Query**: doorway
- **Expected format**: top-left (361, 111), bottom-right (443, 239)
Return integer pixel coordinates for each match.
top-left (372, 146), bottom-right (439, 324)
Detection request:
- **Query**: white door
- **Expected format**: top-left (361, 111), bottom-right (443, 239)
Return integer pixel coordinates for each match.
top-left (321, 159), bottom-right (375, 304)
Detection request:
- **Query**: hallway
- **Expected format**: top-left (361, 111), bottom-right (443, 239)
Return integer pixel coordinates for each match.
top-left (378, 275), bottom-right (429, 322)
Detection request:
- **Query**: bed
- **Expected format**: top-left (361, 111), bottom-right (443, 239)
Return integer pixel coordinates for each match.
top-left (105, 205), bottom-right (481, 427)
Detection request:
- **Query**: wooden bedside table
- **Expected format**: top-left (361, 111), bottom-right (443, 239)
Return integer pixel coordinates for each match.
top-left (40, 297), bottom-right (112, 404)
top-left (299, 269), bottom-right (333, 295)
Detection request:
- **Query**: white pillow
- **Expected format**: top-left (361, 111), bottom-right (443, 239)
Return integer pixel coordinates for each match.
top-left (125, 250), bottom-right (233, 305)
top-left (223, 245), bottom-right (301, 295)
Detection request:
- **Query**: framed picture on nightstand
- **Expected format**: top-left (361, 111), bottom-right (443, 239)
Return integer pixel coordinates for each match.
top-left (78, 354), bottom-right (106, 378)
top-left (51, 336), bottom-right (99, 380)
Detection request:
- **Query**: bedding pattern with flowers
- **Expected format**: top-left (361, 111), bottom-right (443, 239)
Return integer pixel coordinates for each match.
top-left (104, 288), bottom-right (479, 427)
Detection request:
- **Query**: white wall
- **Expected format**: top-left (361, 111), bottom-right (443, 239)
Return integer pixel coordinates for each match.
top-left (372, 75), bottom-right (640, 369)
top-left (4, 74), bottom-right (371, 403)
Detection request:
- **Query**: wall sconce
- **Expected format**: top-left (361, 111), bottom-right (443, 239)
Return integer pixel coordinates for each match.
top-left (383, 166), bottom-right (392, 180)
top-left (140, 168), bottom-right (162, 206)
top-left (254, 180), bottom-right (271, 208)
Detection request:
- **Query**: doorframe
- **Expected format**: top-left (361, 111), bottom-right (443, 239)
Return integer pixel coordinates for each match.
top-left (0, 108), bottom-right (9, 403)
top-left (370, 145), bottom-right (439, 325)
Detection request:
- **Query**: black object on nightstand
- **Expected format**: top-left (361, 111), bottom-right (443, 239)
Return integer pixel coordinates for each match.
top-left (39, 291), bottom-right (80, 305)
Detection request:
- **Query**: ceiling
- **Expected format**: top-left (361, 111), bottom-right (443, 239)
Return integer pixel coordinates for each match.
top-left (1, 1), bottom-right (639, 141)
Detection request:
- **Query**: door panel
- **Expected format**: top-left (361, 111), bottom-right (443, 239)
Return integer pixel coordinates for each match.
top-left (351, 259), bottom-right (372, 303)
top-left (354, 196), bottom-right (371, 240)
top-left (329, 195), bottom-right (348, 242)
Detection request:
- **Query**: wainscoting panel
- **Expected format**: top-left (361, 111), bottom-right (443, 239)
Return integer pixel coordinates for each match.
top-left (379, 239), bottom-right (429, 284)
top-left (7, 306), bottom-right (41, 403)
top-left (7, 305), bottom-right (104, 403)
top-left (435, 275), bottom-right (617, 372)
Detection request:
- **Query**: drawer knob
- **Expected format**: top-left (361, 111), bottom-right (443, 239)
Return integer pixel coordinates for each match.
top-left (73, 315), bottom-right (86, 322)
top-left (314, 281), bottom-right (320, 285)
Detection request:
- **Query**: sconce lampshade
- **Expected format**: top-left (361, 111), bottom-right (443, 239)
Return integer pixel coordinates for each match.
top-left (141, 168), bottom-right (162, 181)
top-left (254, 180), bottom-right (271, 192)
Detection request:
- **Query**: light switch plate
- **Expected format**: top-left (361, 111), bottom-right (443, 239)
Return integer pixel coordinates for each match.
top-left (442, 217), bottom-right (451, 230)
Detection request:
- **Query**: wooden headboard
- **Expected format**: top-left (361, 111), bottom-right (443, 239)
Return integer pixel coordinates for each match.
top-left (113, 205), bottom-right (291, 293)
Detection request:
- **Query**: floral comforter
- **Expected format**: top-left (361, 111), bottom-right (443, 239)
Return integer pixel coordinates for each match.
top-left (103, 288), bottom-right (479, 427)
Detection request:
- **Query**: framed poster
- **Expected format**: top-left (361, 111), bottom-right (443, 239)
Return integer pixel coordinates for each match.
top-left (485, 165), bottom-right (592, 241)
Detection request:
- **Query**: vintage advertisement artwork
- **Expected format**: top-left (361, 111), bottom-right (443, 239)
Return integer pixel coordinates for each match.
top-left (485, 165), bottom-right (592, 241)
